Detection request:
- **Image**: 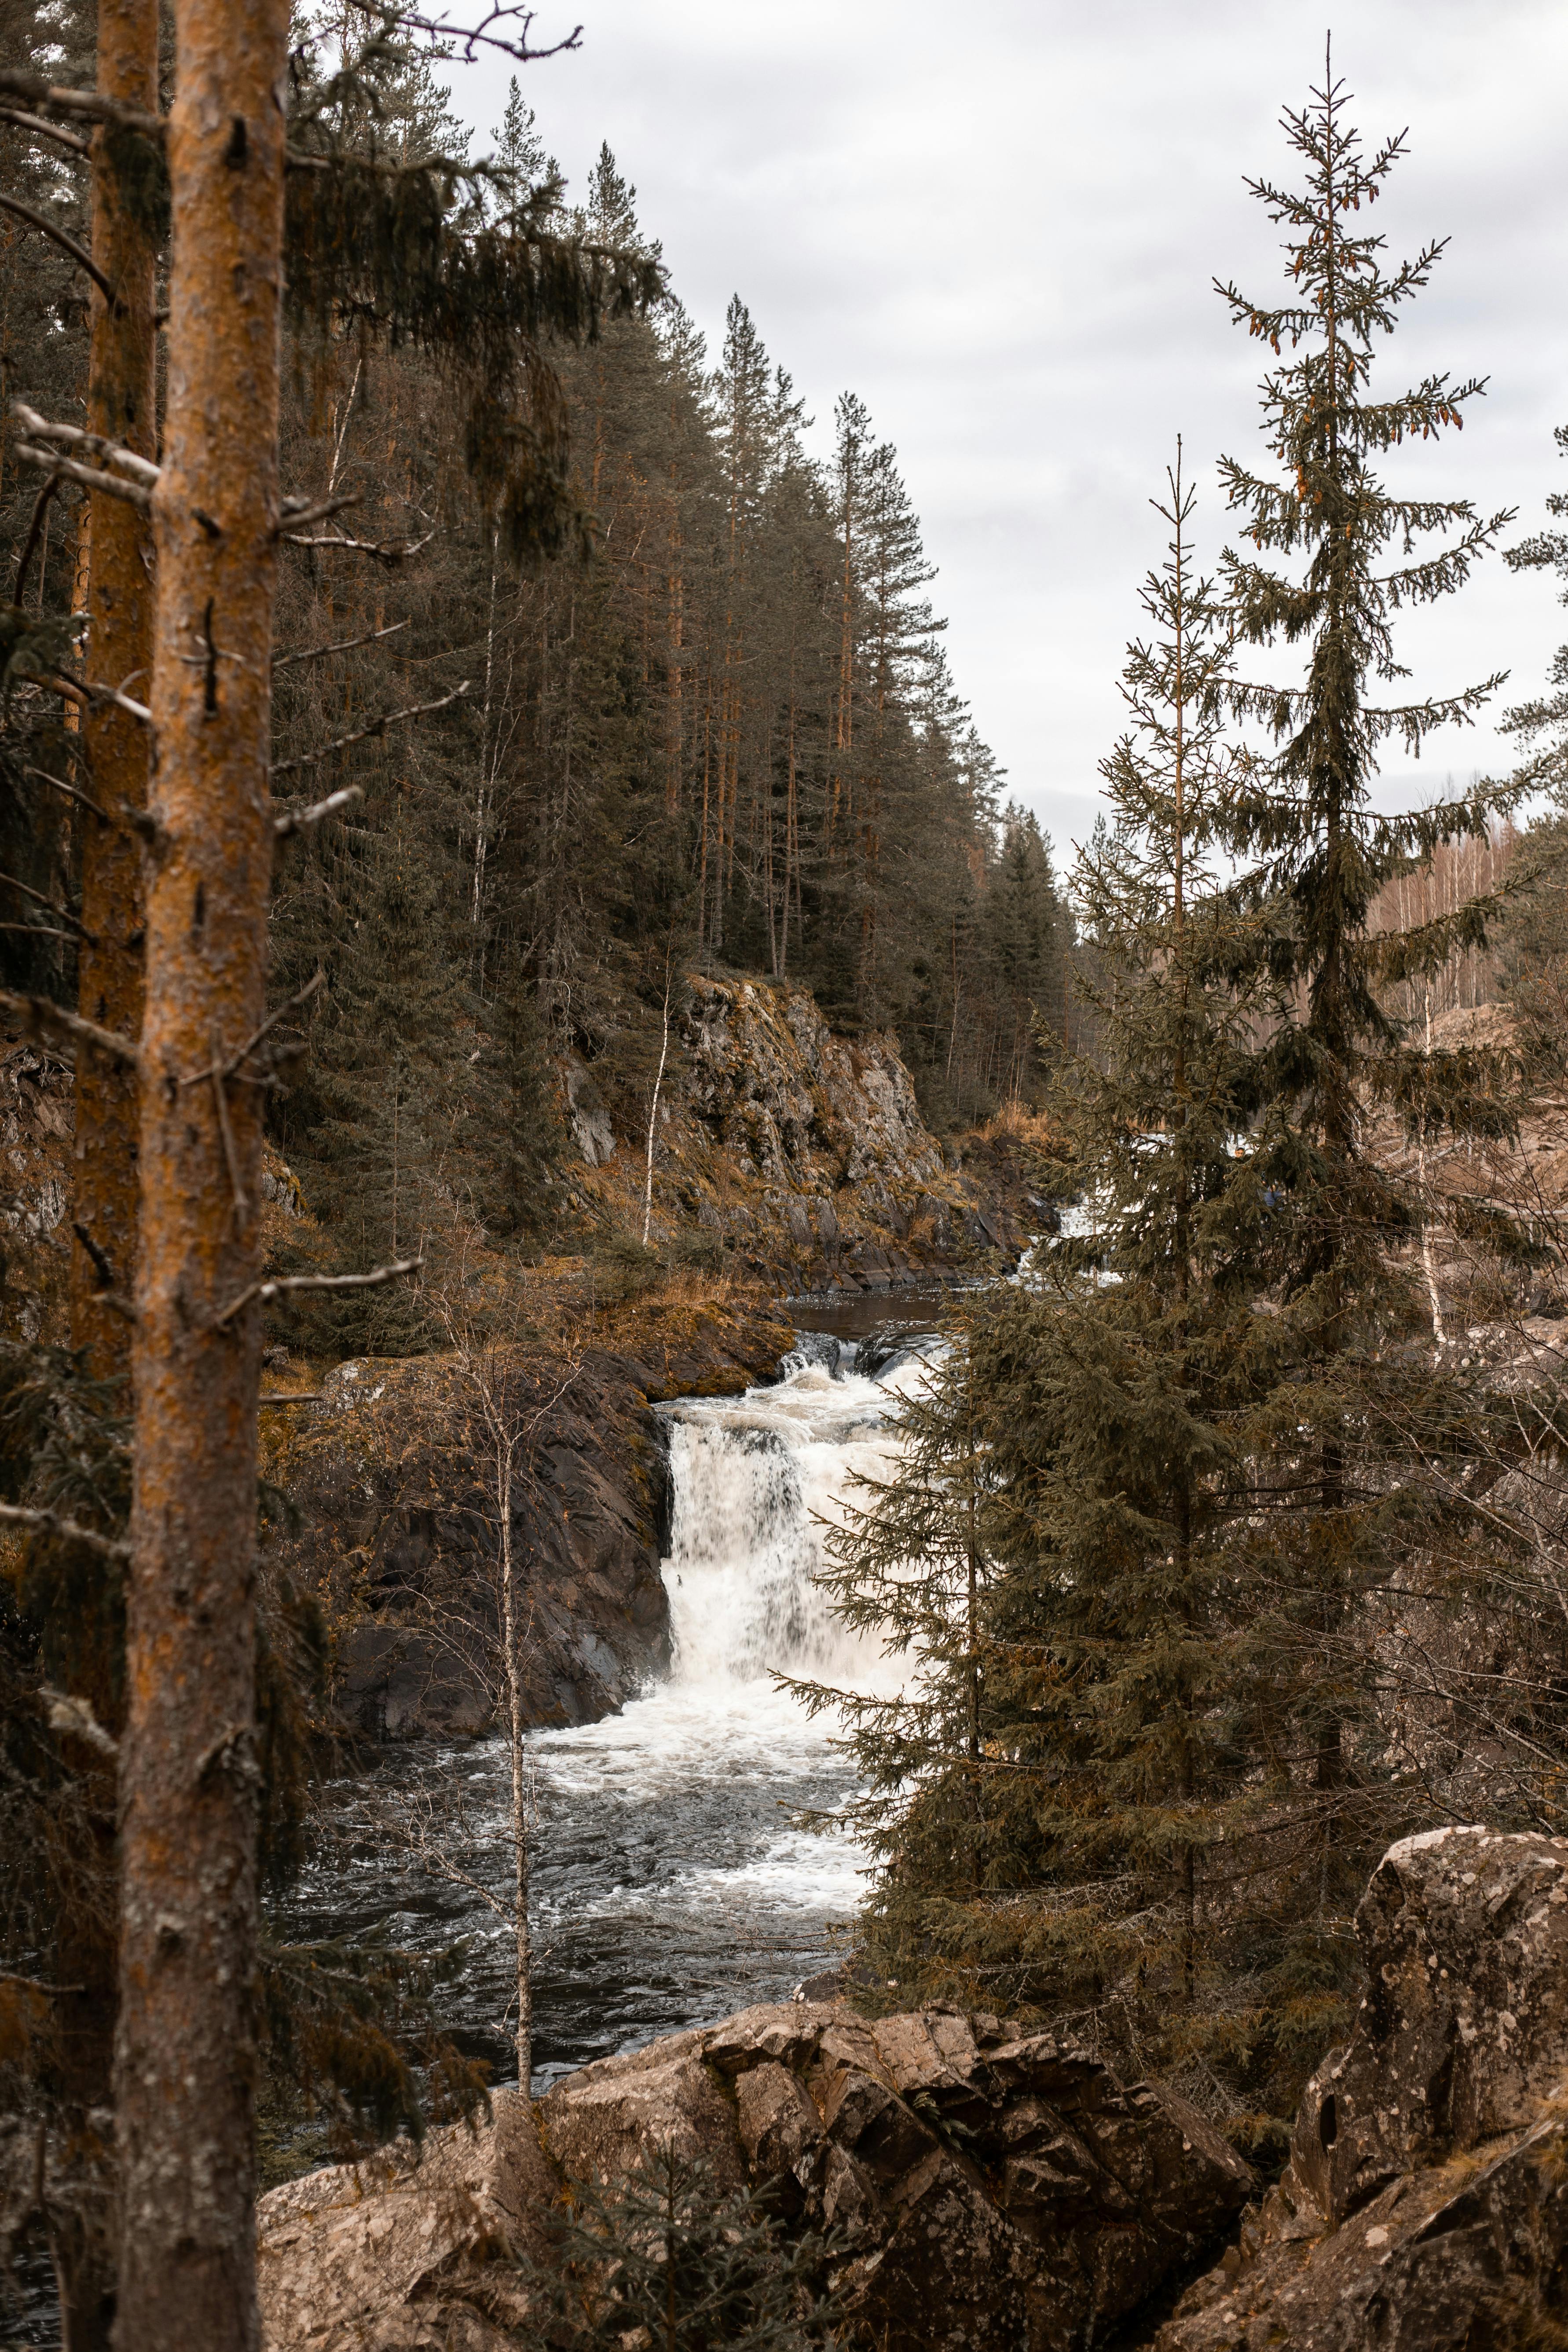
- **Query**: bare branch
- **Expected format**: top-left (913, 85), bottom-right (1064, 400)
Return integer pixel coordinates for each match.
top-left (282, 527), bottom-right (436, 564)
top-left (41, 1685), bottom-right (121, 1757)
top-left (15, 441), bottom-right (151, 513)
top-left (260, 1392), bottom-right (324, 1405)
top-left (211, 1258), bottom-right (422, 1331)
top-left (13, 404), bottom-right (161, 487)
top-left (209, 1033), bottom-right (247, 1228)
top-left (270, 683), bottom-right (469, 780)
top-left (0, 866), bottom-right (92, 938)
top-left (275, 491), bottom-right (355, 533)
top-left (35, 670), bottom-right (152, 725)
top-left (274, 784), bottom-right (364, 841)
top-left (0, 191), bottom-right (115, 305)
top-left (0, 989), bottom-right (139, 1066)
top-left (0, 1504), bottom-right (131, 1562)
top-left (272, 619), bottom-right (410, 674)
top-left (23, 764), bottom-right (107, 821)
top-left (220, 969), bottom-right (325, 1083)
top-left (0, 69), bottom-right (163, 141)
top-left (343, 0), bottom-right (583, 65)
top-left (0, 104), bottom-right (90, 155)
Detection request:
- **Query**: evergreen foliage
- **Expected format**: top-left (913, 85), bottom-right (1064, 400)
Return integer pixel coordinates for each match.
top-left (813, 65), bottom-right (1553, 2155)
top-left (518, 2143), bottom-right (842, 2351)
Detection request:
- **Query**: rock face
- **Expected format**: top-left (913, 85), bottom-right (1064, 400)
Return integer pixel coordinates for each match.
top-left (565, 974), bottom-right (1040, 1288)
top-left (256, 2000), bottom-right (1253, 2352)
top-left (274, 1305), bottom-right (794, 1739)
top-left (1159, 1826), bottom-right (1568, 2350)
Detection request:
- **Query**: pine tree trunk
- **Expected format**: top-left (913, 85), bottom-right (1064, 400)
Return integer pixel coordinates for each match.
top-left (72, 0), bottom-right (158, 1382)
top-left (52, 19), bottom-right (161, 2342)
top-left (116, 5), bottom-right (289, 2346)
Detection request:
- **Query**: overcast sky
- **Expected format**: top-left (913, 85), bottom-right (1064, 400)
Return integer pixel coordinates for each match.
top-left (443, 0), bottom-right (1568, 860)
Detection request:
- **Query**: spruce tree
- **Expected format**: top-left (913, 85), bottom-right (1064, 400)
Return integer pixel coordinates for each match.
top-left (805, 457), bottom-right (1278, 2099)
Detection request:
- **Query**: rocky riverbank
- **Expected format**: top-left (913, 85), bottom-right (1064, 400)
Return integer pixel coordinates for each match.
top-left (256, 1827), bottom-right (1568, 2352)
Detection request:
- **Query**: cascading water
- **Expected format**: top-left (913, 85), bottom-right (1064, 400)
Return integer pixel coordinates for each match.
top-left (280, 1330), bottom-right (929, 2096)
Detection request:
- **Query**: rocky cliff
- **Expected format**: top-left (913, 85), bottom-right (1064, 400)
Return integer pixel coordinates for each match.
top-left (1158, 1825), bottom-right (1568, 2350)
top-left (255, 1828), bottom-right (1568, 2352)
top-left (562, 975), bottom-right (1042, 1288)
top-left (257, 1998), bottom-right (1253, 2352)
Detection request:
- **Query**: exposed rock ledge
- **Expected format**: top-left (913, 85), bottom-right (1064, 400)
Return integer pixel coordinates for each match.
top-left (257, 1828), bottom-right (1568, 2349)
top-left (1158, 1825), bottom-right (1568, 2349)
top-left (257, 2001), bottom-right (1252, 2352)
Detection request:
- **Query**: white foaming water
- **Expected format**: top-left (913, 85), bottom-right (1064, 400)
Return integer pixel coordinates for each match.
top-left (497, 1341), bottom-right (932, 2085)
top-left (286, 1337), bottom-right (931, 2094)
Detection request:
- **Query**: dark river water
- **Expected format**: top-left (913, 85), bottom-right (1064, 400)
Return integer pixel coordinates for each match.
top-left (279, 1292), bottom-right (948, 2099)
top-left (4, 1295), bottom-right (948, 2344)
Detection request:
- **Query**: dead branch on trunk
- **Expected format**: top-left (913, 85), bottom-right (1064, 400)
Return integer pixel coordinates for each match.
top-left (0, 193), bottom-right (115, 305)
top-left (274, 784), bottom-right (364, 840)
top-left (211, 1259), bottom-right (422, 1330)
top-left (0, 991), bottom-right (140, 1067)
top-left (0, 68), bottom-right (163, 140)
top-left (270, 684), bottom-right (469, 780)
top-left (0, 1505), bottom-right (132, 1562)
top-left (13, 406), bottom-right (162, 489)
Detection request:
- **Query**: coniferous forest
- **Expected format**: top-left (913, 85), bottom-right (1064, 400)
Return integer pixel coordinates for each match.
top-left (4, 6), bottom-right (1568, 2349)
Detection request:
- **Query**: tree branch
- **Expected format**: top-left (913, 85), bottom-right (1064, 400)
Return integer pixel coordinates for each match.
top-left (0, 104), bottom-right (90, 155)
top-left (274, 784), bottom-right (364, 840)
top-left (272, 619), bottom-right (409, 672)
top-left (0, 1504), bottom-right (131, 1563)
top-left (0, 69), bottom-right (163, 141)
top-left (281, 527), bottom-right (436, 564)
top-left (0, 191), bottom-right (115, 305)
top-left (270, 683), bottom-right (469, 780)
top-left (0, 866), bottom-right (92, 939)
top-left (14, 440), bottom-right (151, 513)
top-left (0, 989), bottom-right (139, 1066)
top-left (343, 0), bottom-right (583, 65)
top-left (13, 405), bottom-right (161, 486)
top-left (211, 1258), bottom-right (423, 1330)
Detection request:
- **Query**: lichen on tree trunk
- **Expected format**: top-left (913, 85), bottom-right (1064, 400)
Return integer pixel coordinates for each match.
top-left (115, 5), bottom-right (289, 2347)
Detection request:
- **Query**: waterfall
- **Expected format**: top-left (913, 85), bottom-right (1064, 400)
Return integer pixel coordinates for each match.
top-left (661, 1355), bottom-right (909, 1696)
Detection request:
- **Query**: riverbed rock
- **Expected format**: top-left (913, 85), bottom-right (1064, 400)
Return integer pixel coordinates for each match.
top-left (257, 2089), bottom-right (550, 2352)
top-left (259, 2001), bottom-right (1252, 2352)
top-left (1156, 1825), bottom-right (1568, 2351)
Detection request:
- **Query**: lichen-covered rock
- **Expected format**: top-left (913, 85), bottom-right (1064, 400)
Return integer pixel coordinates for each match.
top-left (1158, 1826), bottom-right (1568, 2350)
top-left (259, 2000), bottom-right (1251, 2352)
top-left (257, 2090), bottom-right (551, 2352)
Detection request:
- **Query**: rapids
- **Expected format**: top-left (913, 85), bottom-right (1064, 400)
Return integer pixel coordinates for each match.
top-left (281, 1308), bottom-right (940, 2094)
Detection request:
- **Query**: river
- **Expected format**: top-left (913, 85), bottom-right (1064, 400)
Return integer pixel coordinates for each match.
top-left (279, 1294), bottom-right (945, 2097)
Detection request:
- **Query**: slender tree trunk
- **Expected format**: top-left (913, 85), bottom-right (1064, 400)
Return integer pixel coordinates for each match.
top-left (498, 1433), bottom-right (532, 2091)
top-left (642, 958), bottom-right (672, 1249)
top-left (117, 7), bottom-right (289, 2348)
top-left (72, 0), bottom-right (158, 1383)
top-left (51, 20), bottom-right (160, 2345)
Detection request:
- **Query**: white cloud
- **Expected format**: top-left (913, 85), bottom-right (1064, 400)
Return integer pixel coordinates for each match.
top-left (445, 0), bottom-right (1568, 854)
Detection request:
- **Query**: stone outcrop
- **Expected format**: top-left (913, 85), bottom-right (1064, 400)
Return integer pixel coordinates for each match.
top-left (564, 974), bottom-right (1043, 1289)
top-left (256, 2000), bottom-right (1253, 2352)
top-left (1158, 1826), bottom-right (1568, 2350)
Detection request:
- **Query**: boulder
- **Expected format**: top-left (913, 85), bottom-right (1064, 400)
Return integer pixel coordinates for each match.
top-left (257, 2090), bottom-right (551, 2352)
top-left (260, 2000), bottom-right (1251, 2352)
top-left (1158, 1826), bottom-right (1568, 2351)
